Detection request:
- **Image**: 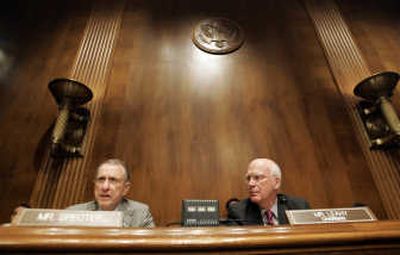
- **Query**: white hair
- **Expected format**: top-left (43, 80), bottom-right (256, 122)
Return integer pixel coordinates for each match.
top-left (266, 159), bottom-right (281, 179)
top-left (249, 158), bottom-right (282, 179)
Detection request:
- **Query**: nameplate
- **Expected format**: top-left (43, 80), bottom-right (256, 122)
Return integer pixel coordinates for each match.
top-left (13, 208), bottom-right (123, 227)
top-left (285, 207), bottom-right (377, 225)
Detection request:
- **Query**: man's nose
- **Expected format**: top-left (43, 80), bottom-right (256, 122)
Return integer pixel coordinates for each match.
top-left (101, 179), bottom-right (111, 190)
top-left (248, 178), bottom-right (256, 186)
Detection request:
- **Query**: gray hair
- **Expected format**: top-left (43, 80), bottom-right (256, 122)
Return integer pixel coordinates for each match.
top-left (97, 158), bottom-right (131, 181)
top-left (249, 158), bottom-right (282, 179)
top-left (266, 159), bottom-right (281, 179)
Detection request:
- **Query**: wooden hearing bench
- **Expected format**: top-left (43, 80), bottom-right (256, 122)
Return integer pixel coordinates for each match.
top-left (1, 220), bottom-right (400, 254)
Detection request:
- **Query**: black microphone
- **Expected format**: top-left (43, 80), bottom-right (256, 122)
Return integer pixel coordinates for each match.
top-left (224, 198), bottom-right (262, 226)
top-left (352, 202), bottom-right (367, 207)
top-left (225, 198), bottom-right (240, 210)
top-left (278, 194), bottom-right (288, 203)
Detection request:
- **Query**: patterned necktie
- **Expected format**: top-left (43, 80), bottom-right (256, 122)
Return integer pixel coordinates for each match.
top-left (265, 209), bottom-right (274, 226)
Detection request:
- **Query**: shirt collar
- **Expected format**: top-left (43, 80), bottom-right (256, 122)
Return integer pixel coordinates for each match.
top-left (260, 198), bottom-right (278, 215)
top-left (260, 198), bottom-right (278, 225)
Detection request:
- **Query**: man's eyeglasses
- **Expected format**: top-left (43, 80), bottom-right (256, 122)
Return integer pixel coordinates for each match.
top-left (94, 176), bottom-right (125, 186)
top-left (245, 174), bottom-right (267, 183)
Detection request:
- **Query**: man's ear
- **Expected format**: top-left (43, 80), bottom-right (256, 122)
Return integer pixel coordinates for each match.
top-left (274, 177), bottom-right (281, 190)
top-left (123, 182), bottom-right (131, 195)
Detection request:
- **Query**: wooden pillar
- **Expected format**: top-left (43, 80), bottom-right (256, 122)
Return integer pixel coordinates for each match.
top-left (30, 0), bottom-right (126, 209)
top-left (304, 0), bottom-right (400, 219)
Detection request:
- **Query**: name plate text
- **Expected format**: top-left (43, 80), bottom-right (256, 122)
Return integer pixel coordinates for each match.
top-left (13, 208), bottom-right (123, 227)
top-left (285, 207), bottom-right (377, 225)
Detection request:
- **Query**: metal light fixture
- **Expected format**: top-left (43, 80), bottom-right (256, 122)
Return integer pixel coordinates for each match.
top-left (353, 71), bottom-right (400, 149)
top-left (48, 78), bottom-right (93, 157)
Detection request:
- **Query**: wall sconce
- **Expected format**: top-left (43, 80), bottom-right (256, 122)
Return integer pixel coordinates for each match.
top-left (48, 78), bottom-right (93, 157)
top-left (353, 71), bottom-right (400, 149)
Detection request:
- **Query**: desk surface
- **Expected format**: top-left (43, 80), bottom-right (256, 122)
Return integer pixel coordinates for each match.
top-left (1, 220), bottom-right (400, 254)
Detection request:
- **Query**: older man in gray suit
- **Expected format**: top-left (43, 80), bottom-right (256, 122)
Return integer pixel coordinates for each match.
top-left (66, 159), bottom-right (154, 227)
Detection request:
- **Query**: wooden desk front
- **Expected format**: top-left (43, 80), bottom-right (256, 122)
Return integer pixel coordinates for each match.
top-left (1, 220), bottom-right (400, 254)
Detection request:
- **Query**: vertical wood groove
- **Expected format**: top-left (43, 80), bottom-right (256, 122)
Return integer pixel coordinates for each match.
top-left (304, 0), bottom-right (400, 219)
top-left (30, 0), bottom-right (125, 209)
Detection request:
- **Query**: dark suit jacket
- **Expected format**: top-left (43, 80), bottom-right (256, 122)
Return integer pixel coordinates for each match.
top-left (227, 194), bottom-right (310, 225)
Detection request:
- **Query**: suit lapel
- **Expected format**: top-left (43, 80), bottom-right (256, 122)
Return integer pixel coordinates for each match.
top-left (246, 200), bottom-right (263, 225)
top-left (277, 195), bottom-right (289, 224)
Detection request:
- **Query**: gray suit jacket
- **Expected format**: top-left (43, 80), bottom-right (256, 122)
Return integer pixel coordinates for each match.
top-left (66, 198), bottom-right (155, 227)
top-left (228, 194), bottom-right (310, 225)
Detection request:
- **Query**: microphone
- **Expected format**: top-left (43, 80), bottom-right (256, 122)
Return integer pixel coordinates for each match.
top-left (278, 194), bottom-right (288, 203)
top-left (352, 202), bottom-right (367, 207)
top-left (225, 198), bottom-right (240, 211)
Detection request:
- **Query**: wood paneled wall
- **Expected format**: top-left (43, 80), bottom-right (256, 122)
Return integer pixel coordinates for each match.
top-left (305, 0), bottom-right (400, 218)
top-left (0, 0), bottom-right (398, 226)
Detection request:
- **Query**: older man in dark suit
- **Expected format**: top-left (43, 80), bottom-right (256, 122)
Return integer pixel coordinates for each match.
top-left (228, 158), bottom-right (310, 225)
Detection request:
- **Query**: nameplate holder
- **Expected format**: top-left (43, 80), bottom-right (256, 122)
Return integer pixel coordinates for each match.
top-left (13, 208), bottom-right (123, 227)
top-left (285, 207), bottom-right (377, 225)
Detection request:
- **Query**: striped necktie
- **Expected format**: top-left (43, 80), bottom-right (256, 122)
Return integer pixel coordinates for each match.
top-left (265, 209), bottom-right (275, 226)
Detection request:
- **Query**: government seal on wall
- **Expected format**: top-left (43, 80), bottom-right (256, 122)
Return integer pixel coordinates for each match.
top-left (192, 17), bottom-right (245, 54)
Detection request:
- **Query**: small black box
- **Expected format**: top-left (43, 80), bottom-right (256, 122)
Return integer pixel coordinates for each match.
top-left (181, 200), bottom-right (219, 227)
